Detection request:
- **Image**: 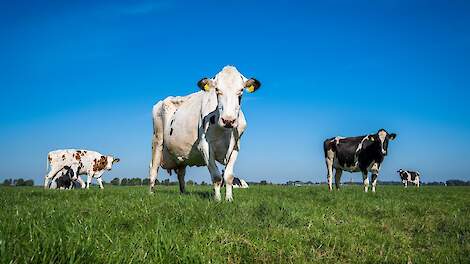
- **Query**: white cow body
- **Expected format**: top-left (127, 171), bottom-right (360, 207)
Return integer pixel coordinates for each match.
top-left (149, 66), bottom-right (260, 201)
top-left (45, 149), bottom-right (119, 189)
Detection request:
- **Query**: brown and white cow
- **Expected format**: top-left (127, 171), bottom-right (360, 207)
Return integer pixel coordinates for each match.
top-left (45, 149), bottom-right (120, 189)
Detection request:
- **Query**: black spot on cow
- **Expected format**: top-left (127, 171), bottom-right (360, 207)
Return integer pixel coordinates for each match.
top-left (170, 128), bottom-right (174, 136)
top-left (171, 119), bottom-right (174, 125)
top-left (210, 115), bottom-right (216, 125)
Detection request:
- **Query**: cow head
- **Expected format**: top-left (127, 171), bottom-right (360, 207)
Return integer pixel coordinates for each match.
top-left (367, 129), bottom-right (396, 155)
top-left (106, 156), bottom-right (120, 170)
top-left (198, 66), bottom-right (261, 129)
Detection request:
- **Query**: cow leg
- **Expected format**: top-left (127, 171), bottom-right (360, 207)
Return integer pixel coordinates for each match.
top-left (371, 174), bottom-right (378, 192)
top-left (416, 178), bottom-right (420, 188)
top-left (362, 171), bottom-right (369, 192)
top-left (334, 169), bottom-right (343, 190)
top-left (86, 176), bottom-right (92, 188)
top-left (198, 135), bottom-right (222, 201)
top-left (404, 180), bottom-right (408, 188)
top-left (77, 177), bottom-right (86, 188)
top-left (176, 167), bottom-right (186, 194)
top-left (325, 150), bottom-right (335, 191)
top-left (86, 172), bottom-right (94, 189)
top-left (224, 149), bottom-right (239, 202)
top-left (370, 163), bottom-right (380, 192)
top-left (149, 107), bottom-right (164, 194)
top-left (96, 177), bottom-right (104, 189)
top-left (44, 167), bottom-right (62, 189)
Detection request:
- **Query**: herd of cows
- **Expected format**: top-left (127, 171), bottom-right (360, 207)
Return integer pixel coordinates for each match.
top-left (43, 66), bottom-right (421, 200)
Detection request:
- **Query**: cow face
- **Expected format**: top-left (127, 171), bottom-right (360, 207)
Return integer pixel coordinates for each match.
top-left (369, 129), bottom-right (396, 155)
top-left (198, 66), bottom-right (261, 129)
top-left (106, 156), bottom-right (120, 170)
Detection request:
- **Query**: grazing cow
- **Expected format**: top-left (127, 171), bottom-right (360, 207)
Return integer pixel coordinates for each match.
top-left (232, 177), bottom-right (249, 189)
top-left (51, 166), bottom-right (75, 189)
top-left (324, 129), bottom-right (397, 192)
top-left (45, 149), bottom-right (120, 189)
top-left (397, 169), bottom-right (420, 188)
top-left (221, 176), bottom-right (249, 189)
top-left (149, 66), bottom-right (261, 201)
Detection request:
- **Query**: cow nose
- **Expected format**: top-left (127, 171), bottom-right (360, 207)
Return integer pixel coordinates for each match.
top-left (221, 117), bottom-right (236, 128)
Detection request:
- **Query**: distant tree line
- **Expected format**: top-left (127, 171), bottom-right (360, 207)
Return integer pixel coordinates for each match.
top-left (282, 180), bottom-right (470, 186)
top-left (445, 180), bottom-right (470, 186)
top-left (107, 178), bottom-right (276, 186)
top-left (108, 178), bottom-right (204, 186)
top-left (2, 178), bottom-right (34, 186)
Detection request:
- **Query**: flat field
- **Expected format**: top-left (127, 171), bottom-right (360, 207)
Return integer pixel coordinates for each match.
top-left (0, 185), bottom-right (469, 263)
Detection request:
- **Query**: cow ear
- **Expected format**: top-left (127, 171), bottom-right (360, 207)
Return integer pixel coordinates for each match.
top-left (245, 78), bottom-right (261, 93)
top-left (113, 158), bottom-right (120, 163)
top-left (389, 133), bottom-right (397, 140)
top-left (368, 135), bottom-right (375, 141)
top-left (197, 78), bottom-right (213, 92)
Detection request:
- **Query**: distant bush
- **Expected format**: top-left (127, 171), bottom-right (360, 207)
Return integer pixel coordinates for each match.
top-left (24, 180), bottom-right (34, 186)
top-left (1, 178), bottom-right (34, 186)
top-left (446, 180), bottom-right (470, 186)
top-left (187, 180), bottom-right (196, 186)
top-left (2, 179), bottom-right (13, 186)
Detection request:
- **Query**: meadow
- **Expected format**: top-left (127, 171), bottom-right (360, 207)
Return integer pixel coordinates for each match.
top-left (0, 185), bottom-right (469, 263)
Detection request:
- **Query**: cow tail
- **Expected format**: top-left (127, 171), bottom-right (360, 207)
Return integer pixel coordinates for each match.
top-left (46, 154), bottom-right (50, 173)
top-left (323, 138), bottom-right (335, 157)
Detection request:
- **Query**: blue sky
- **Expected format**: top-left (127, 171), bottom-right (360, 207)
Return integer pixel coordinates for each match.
top-left (1, 0), bottom-right (470, 184)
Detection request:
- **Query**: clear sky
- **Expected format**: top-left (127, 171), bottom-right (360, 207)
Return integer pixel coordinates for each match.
top-left (1, 0), bottom-right (470, 185)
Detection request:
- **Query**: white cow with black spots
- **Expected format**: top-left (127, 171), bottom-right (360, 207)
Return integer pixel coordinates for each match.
top-left (397, 169), bottom-right (420, 188)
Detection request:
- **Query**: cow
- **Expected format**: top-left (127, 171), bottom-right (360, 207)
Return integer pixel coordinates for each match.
top-left (148, 66), bottom-right (261, 201)
top-left (45, 149), bottom-right (120, 189)
top-left (324, 129), bottom-right (397, 192)
top-left (221, 176), bottom-right (249, 189)
top-left (232, 177), bottom-right (249, 189)
top-left (397, 169), bottom-right (420, 188)
top-left (50, 166), bottom-right (75, 189)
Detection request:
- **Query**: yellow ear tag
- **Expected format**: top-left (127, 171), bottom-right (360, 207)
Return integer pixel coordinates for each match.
top-left (247, 85), bottom-right (255, 93)
top-left (203, 84), bottom-right (210, 91)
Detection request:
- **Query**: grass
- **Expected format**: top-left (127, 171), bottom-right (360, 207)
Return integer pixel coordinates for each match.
top-left (0, 185), bottom-right (469, 263)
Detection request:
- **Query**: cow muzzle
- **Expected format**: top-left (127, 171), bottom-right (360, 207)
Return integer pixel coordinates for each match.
top-left (221, 117), bottom-right (237, 128)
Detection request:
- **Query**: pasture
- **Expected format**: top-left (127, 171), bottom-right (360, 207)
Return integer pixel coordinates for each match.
top-left (0, 185), bottom-right (469, 263)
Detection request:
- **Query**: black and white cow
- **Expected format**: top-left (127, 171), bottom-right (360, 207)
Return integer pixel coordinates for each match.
top-left (221, 176), bottom-right (249, 189)
top-left (324, 129), bottom-right (397, 192)
top-left (397, 169), bottom-right (420, 188)
top-left (53, 166), bottom-right (75, 189)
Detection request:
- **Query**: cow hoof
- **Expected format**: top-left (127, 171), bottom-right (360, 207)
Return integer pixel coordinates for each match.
top-left (225, 197), bottom-right (233, 202)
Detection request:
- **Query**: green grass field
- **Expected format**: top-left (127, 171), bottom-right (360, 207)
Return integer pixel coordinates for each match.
top-left (0, 185), bottom-right (469, 263)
